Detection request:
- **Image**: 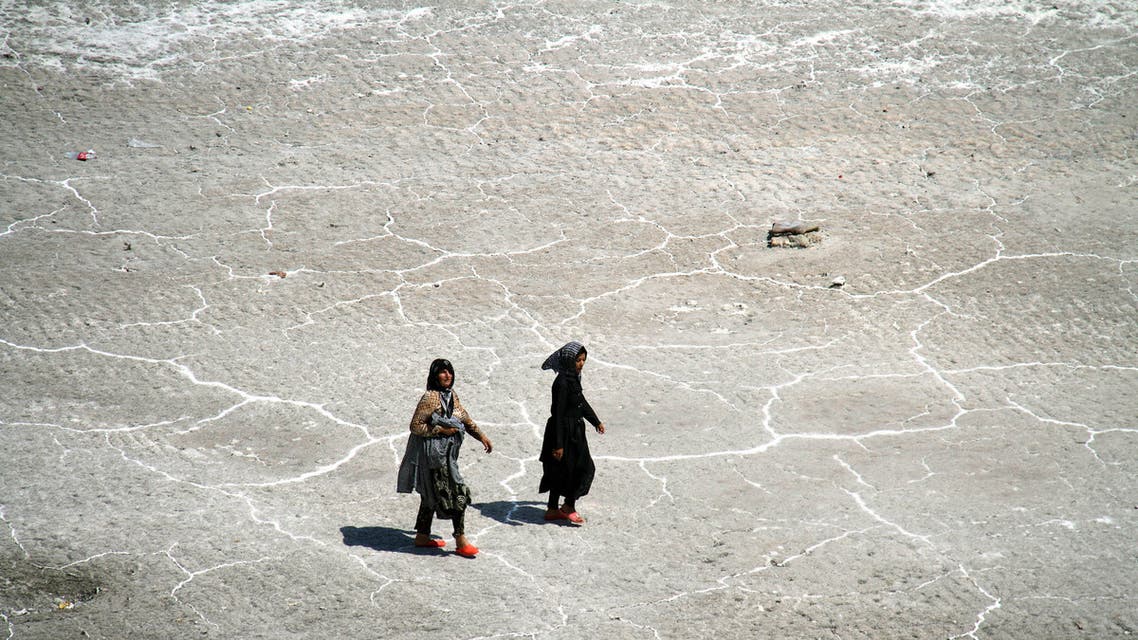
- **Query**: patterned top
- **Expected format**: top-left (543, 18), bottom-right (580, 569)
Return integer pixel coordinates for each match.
top-left (408, 389), bottom-right (485, 441)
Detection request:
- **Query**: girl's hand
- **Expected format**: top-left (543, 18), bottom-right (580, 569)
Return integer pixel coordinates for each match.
top-left (481, 437), bottom-right (493, 453)
top-left (438, 426), bottom-right (459, 436)
top-left (596, 422), bottom-right (606, 434)
top-left (552, 448), bottom-right (564, 461)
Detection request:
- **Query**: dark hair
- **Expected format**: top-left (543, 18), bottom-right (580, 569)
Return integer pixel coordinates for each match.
top-left (426, 358), bottom-right (455, 391)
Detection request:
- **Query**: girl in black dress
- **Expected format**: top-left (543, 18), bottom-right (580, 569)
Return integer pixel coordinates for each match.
top-left (538, 342), bottom-right (606, 525)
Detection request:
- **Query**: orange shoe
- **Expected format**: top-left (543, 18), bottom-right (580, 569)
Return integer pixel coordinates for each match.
top-left (414, 539), bottom-right (446, 548)
top-left (456, 544), bottom-right (479, 558)
top-left (563, 511), bottom-right (585, 525)
top-left (544, 509), bottom-right (568, 521)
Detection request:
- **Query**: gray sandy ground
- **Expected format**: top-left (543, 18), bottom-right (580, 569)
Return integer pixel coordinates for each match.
top-left (1, 1), bottom-right (1136, 638)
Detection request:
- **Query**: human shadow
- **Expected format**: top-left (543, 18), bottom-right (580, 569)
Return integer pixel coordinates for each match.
top-left (340, 525), bottom-right (447, 555)
top-left (471, 500), bottom-right (549, 526)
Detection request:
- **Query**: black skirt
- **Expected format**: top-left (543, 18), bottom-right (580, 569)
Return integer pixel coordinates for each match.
top-left (538, 416), bottom-right (595, 499)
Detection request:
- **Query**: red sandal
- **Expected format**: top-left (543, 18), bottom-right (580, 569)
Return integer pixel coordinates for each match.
top-left (563, 511), bottom-right (585, 525)
top-left (456, 544), bottom-right (479, 558)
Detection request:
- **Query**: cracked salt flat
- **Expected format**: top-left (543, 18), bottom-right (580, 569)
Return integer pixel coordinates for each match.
top-left (1, 1), bottom-right (1136, 638)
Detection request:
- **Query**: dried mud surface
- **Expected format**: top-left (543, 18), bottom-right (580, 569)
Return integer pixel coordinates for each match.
top-left (1, 2), bottom-right (1136, 638)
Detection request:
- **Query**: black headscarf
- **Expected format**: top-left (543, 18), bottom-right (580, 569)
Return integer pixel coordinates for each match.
top-left (541, 341), bottom-right (587, 375)
top-left (426, 358), bottom-right (455, 391)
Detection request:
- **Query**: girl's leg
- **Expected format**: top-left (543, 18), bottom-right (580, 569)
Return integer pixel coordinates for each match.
top-left (452, 506), bottom-right (481, 555)
top-left (414, 498), bottom-right (435, 544)
top-left (561, 492), bottom-right (585, 524)
top-left (545, 492), bottom-right (567, 520)
top-left (452, 509), bottom-right (465, 538)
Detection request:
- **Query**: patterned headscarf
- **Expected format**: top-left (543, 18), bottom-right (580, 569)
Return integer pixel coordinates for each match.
top-left (541, 341), bottom-right (586, 374)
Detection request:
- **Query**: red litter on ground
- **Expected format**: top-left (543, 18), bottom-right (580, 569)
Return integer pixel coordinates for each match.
top-left (67, 150), bottom-right (97, 161)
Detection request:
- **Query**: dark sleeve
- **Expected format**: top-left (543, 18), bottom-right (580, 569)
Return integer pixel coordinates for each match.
top-left (550, 376), bottom-right (571, 450)
top-left (579, 390), bottom-right (600, 428)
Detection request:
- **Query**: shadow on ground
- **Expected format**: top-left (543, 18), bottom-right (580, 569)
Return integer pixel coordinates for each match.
top-left (472, 500), bottom-right (562, 526)
top-left (341, 501), bottom-right (555, 554)
top-left (339, 525), bottom-right (449, 555)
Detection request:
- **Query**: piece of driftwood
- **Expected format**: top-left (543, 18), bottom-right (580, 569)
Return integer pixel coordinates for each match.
top-left (768, 221), bottom-right (822, 248)
top-left (769, 221), bottom-right (820, 236)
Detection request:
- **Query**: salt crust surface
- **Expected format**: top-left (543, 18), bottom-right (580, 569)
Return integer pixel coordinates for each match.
top-left (1, 2), bottom-right (1136, 638)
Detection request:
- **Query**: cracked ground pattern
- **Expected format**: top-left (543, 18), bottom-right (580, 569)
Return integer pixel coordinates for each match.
top-left (1, 1), bottom-right (1136, 638)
